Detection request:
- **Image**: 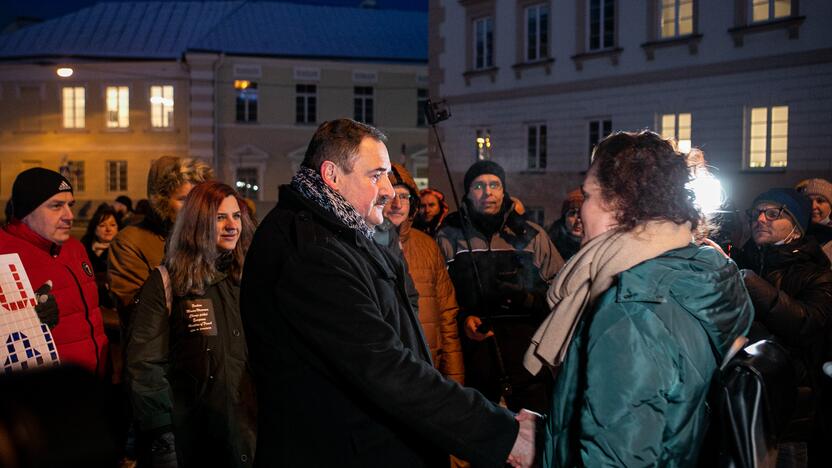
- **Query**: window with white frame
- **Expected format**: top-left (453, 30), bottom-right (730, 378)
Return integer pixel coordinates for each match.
top-left (150, 85), bottom-right (174, 128)
top-left (588, 0), bottom-right (615, 51)
top-left (660, 0), bottom-right (694, 38)
top-left (105, 86), bottom-right (129, 128)
top-left (295, 84), bottom-right (317, 124)
top-left (660, 113), bottom-right (692, 153)
top-left (235, 80), bottom-right (258, 123)
top-left (235, 167), bottom-right (260, 200)
top-left (748, 105), bottom-right (788, 168)
top-left (751, 0), bottom-right (791, 23)
top-left (67, 161), bottom-right (85, 192)
top-left (528, 124), bottom-right (547, 170)
top-left (474, 16), bottom-right (494, 69)
top-left (62, 86), bottom-right (85, 129)
top-left (18, 85), bottom-right (42, 131)
top-left (475, 128), bottom-right (493, 160)
top-left (354, 87), bottom-right (374, 124)
top-left (417, 88), bottom-right (428, 127)
top-left (588, 119), bottom-right (612, 161)
top-left (106, 161), bottom-right (128, 192)
top-left (526, 4), bottom-right (549, 61)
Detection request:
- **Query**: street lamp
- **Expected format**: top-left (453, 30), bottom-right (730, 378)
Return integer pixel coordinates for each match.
top-left (56, 67), bottom-right (74, 78)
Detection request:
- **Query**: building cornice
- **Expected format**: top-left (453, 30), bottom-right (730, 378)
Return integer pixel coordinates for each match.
top-left (444, 47), bottom-right (832, 105)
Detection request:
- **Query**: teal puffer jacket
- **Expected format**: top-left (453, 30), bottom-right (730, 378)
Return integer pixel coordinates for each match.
top-left (543, 244), bottom-right (754, 467)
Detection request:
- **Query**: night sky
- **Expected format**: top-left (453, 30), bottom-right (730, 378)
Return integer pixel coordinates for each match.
top-left (0, 0), bottom-right (428, 30)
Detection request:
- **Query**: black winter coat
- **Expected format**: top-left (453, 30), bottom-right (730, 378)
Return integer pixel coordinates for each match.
top-left (240, 185), bottom-right (517, 468)
top-left (733, 237), bottom-right (832, 445)
top-left (127, 269), bottom-right (257, 467)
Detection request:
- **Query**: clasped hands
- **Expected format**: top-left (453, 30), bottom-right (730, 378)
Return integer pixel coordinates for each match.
top-left (508, 409), bottom-right (541, 468)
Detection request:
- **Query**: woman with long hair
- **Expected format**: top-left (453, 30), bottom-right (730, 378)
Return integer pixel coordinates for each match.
top-left (127, 181), bottom-right (257, 467)
top-left (524, 131), bottom-right (754, 466)
top-left (81, 203), bottom-right (119, 309)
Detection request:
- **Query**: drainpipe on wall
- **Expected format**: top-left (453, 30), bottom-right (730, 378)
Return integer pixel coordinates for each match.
top-left (213, 53), bottom-right (225, 179)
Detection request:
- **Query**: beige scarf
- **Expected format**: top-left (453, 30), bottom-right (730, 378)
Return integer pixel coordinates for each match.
top-left (524, 220), bottom-right (693, 375)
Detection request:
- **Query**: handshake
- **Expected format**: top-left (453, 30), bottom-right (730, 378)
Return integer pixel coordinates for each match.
top-left (507, 409), bottom-right (542, 468)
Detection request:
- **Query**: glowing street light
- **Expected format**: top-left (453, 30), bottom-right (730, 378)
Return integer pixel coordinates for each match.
top-left (686, 149), bottom-right (726, 214)
top-left (56, 67), bottom-right (74, 78)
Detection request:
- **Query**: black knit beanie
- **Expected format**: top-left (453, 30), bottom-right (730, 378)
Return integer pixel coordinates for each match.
top-left (11, 168), bottom-right (73, 220)
top-left (463, 160), bottom-right (506, 194)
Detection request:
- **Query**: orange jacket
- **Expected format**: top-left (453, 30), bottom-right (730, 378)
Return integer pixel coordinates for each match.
top-left (400, 221), bottom-right (465, 384)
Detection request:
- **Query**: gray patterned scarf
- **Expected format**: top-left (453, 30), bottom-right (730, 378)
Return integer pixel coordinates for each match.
top-left (291, 166), bottom-right (376, 239)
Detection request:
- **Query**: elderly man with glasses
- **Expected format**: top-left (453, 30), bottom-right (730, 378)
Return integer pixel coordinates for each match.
top-left (731, 188), bottom-right (832, 467)
top-left (436, 160), bottom-right (563, 415)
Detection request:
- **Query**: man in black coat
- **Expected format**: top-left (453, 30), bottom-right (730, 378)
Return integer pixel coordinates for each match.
top-left (732, 188), bottom-right (832, 466)
top-left (240, 119), bottom-right (536, 468)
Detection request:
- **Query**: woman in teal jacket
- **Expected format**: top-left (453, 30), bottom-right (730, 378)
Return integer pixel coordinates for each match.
top-left (524, 131), bottom-right (754, 467)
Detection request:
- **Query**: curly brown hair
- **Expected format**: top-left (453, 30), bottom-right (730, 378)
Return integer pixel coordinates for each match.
top-left (590, 130), bottom-right (701, 232)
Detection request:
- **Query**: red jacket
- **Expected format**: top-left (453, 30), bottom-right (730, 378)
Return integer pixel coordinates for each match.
top-left (1, 221), bottom-right (108, 375)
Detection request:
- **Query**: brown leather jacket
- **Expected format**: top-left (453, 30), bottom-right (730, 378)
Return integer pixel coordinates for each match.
top-left (400, 220), bottom-right (465, 384)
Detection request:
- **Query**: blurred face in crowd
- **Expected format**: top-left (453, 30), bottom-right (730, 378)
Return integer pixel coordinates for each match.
top-left (95, 215), bottom-right (118, 243)
top-left (23, 192), bottom-right (75, 244)
top-left (467, 174), bottom-right (504, 216)
top-left (169, 182), bottom-right (195, 215)
top-left (420, 193), bottom-right (441, 221)
top-left (113, 201), bottom-right (128, 214)
top-left (325, 137), bottom-right (393, 227)
top-left (565, 208), bottom-right (583, 238)
top-left (580, 169), bottom-right (618, 244)
top-left (216, 195), bottom-right (242, 251)
top-left (384, 186), bottom-right (411, 227)
top-left (809, 195), bottom-right (831, 223)
top-left (751, 202), bottom-right (799, 246)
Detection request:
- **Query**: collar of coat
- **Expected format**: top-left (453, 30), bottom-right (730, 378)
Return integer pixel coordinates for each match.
top-left (291, 166), bottom-right (375, 240)
top-left (443, 197), bottom-right (535, 248)
top-left (4, 220), bottom-right (62, 256)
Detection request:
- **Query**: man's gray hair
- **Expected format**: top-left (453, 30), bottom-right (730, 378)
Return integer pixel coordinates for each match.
top-left (302, 119), bottom-right (387, 174)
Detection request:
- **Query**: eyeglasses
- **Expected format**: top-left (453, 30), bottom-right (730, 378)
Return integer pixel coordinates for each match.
top-left (471, 181), bottom-right (503, 192)
top-left (745, 206), bottom-right (786, 222)
top-left (394, 193), bottom-right (411, 202)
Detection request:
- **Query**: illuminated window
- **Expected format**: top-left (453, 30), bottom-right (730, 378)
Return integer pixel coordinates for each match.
top-left (62, 87), bottom-right (85, 129)
top-left (660, 113), bottom-right (692, 153)
top-left (588, 119), bottom-right (612, 161)
top-left (526, 4), bottom-right (549, 61)
top-left (150, 85), bottom-right (174, 128)
top-left (417, 88), bottom-right (428, 127)
top-left (106, 161), bottom-right (128, 192)
top-left (295, 84), bottom-right (317, 124)
top-left (474, 16), bottom-right (494, 69)
top-left (660, 0), bottom-right (693, 38)
top-left (105, 86), bottom-right (129, 128)
top-left (751, 0), bottom-right (791, 23)
top-left (588, 0), bottom-right (615, 51)
top-left (748, 105), bottom-right (788, 169)
top-left (354, 87), bottom-right (374, 124)
top-left (235, 167), bottom-right (260, 200)
top-left (235, 80), bottom-right (258, 123)
top-left (475, 128), bottom-right (492, 160)
top-left (528, 124), bottom-right (547, 170)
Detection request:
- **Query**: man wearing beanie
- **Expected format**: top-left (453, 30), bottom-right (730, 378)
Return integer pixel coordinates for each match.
top-left (732, 188), bottom-right (832, 466)
top-left (0, 168), bottom-right (108, 375)
top-left (796, 178), bottom-right (832, 263)
top-left (437, 159), bottom-right (563, 414)
top-left (546, 188), bottom-right (584, 261)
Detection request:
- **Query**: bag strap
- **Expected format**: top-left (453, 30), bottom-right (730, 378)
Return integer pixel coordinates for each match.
top-left (155, 265), bottom-right (173, 316)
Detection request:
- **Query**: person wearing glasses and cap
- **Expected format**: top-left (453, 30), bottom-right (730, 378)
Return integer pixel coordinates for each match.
top-left (731, 188), bottom-right (832, 467)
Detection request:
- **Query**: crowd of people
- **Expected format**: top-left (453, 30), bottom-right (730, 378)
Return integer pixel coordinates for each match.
top-left (0, 118), bottom-right (830, 468)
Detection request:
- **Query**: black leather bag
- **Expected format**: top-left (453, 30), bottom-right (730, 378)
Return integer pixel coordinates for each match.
top-left (699, 339), bottom-right (798, 468)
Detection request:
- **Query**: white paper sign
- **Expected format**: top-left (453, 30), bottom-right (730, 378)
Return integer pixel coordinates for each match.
top-left (0, 253), bottom-right (60, 373)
